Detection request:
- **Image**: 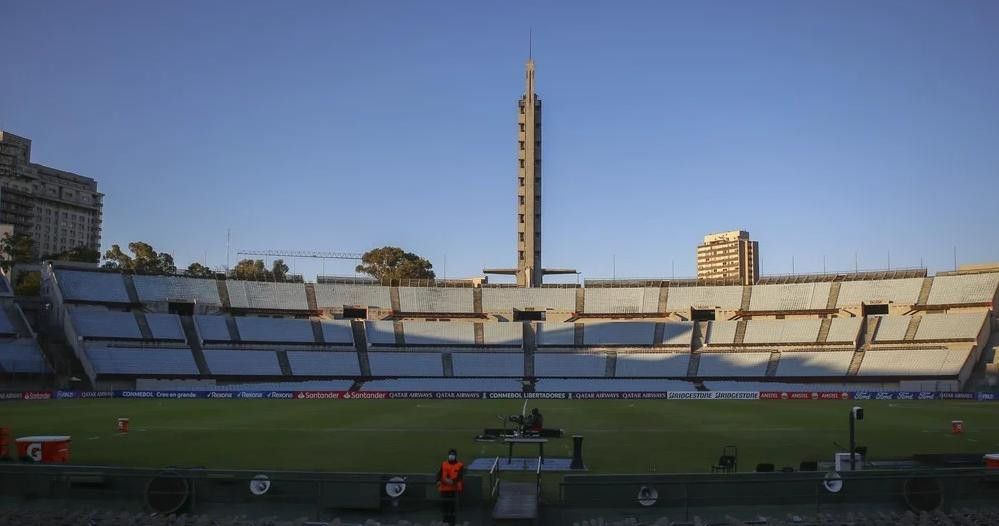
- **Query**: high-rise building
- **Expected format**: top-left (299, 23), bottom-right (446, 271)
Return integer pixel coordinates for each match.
top-left (484, 58), bottom-right (574, 287)
top-left (696, 230), bottom-right (759, 285)
top-left (0, 131), bottom-right (103, 257)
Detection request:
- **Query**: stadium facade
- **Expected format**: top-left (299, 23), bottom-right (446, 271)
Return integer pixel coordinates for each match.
top-left (0, 131), bottom-right (104, 257)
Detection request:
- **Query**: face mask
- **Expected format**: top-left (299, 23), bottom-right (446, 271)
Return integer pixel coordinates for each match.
top-left (448, 454), bottom-right (456, 462)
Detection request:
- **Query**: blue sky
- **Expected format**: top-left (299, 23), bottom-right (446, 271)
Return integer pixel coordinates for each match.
top-left (2, 1), bottom-right (998, 282)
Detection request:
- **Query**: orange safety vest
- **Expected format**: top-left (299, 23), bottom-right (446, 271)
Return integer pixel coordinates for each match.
top-left (438, 460), bottom-right (464, 492)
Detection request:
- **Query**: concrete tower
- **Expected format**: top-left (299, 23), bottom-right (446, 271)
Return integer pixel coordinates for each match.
top-left (517, 58), bottom-right (542, 287)
top-left (485, 58), bottom-right (575, 286)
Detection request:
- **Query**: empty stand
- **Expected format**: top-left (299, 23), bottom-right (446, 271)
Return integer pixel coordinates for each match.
top-left (365, 320), bottom-right (397, 345)
top-left (873, 316), bottom-right (909, 341)
top-left (56, 270), bottom-right (131, 303)
top-left (86, 346), bottom-right (198, 375)
top-left (0, 340), bottom-right (50, 373)
top-left (367, 352), bottom-right (444, 376)
top-left (536, 323), bottom-right (575, 346)
top-left (660, 321), bottom-right (694, 346)
top-left (583, 287), bottom-right (660, 313)
top-left (203, 350), bottom-right (282, 375)
top-left (318, 319), bottom-right (354, 345)
top-left (775, 351), bottom-right (855, 376)
top-left (234, 316), bottom-right (316, 343)
top-left (451, 352), bottom-right (524, 376)
top-left (144, 313), bottom-right (186, 341)
top-left (195, 315), bottom-right (234, 342)
top-left (859, 348), bottom-right (972, 376)
top-left (748, 282), bottom-right (833, 311)
top-left (401, 321), bottom-right (475, 345)
top-left (835, 278), bottom-right (924, 307)
top-left (926, 272), bottom-right (999, 305)
top-left (583, 321), bottom-right (657, 346)
top-left (825, 317), bottom-right (863, 343)
top-left (743, 319), bottom-right (821, 344)
top-left (913, 312), bottom-right (986, 340)
top-left (359, 378), bottom-right (522, 391)
top-left (535, 378), bottom-right (695, 391)
top-left (697, 352), bottom-right (771, 377)
top-left (398, 287), bottom-right (474, 313)
top-left (481, 322), bottom-right (524, 346)
top-left (132, 275), bottom-right (222, 305)
top-left (226, 281), bottom-right (309, 311)
top-left (615, 352), bottom-right (690, 377)
top-left (665, 285), bottom-right (742, 311)
top-left (480, 287), bottom-right (576, 311)
top-left (286, 351), bottom-right (361, 376)
top-left (313, 283), bottom-right (392, 309)
top-left (70, 309), bottom-right (142, 339)
top-left (704, 321), bottom-right (737, 345)
top-left (533, 353), bottom-right (607, 377)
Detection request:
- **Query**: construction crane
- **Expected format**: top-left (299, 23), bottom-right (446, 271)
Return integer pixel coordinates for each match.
top-left (235, 249), bottom-right (363, 260)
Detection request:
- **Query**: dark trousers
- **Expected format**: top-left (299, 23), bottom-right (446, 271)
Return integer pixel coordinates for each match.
top-left (439, 490), bottom-right (458, 525)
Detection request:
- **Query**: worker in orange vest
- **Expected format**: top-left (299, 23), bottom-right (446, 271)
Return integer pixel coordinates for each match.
top-left (436, 448), bottom-right (464, 525)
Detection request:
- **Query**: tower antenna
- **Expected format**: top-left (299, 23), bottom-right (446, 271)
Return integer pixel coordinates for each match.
top-left (529, 28), bottom-right (533, 59)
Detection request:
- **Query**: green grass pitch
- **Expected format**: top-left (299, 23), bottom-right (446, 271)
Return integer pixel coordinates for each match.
top-left (3, 399), bottom-right (999, 474)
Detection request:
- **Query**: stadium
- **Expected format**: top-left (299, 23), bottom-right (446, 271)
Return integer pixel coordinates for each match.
top-left (4, 4), bottom-right (999, 525)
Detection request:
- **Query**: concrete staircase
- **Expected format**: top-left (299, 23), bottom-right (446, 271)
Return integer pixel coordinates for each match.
top-left (122, 274), bottom-right (140, 304)
top-left (573, 323), bottom-right (584, 346)
top-left (765, 351), bottom-right (781, 377)
top-left (687, 322), bottom-right (706, 377)
top-left (658, 287), bottom-right (669, 313)
top-left (276, 350), bottom-right (293, 376)
top-left (848, 316), bottom-right (880, 376)
top-left (442, 352), bottom-right (454, 377)
top-left (524, 322), bottom-right (536, 378)
top-left (389, 287), bottom-right (401, 312)
top-left (133, 312), bottom-right (154, 340)
top-left (653, 322), bottom-right (665, 346)
top-left (604, 352), bottom-right (617, 377)
top-left (179, 316), bottom-right (211, 375)
top-left (216, 281), bottom-right (232, 309)
top-left (916, 277), bottom-right (934, 306)
top-left (734, 320), bottom-right (747, 344)
top-left (2, 302), bottom-right (33, 337)
top-left (817, 318), bottom-right (832, 343)
top-left (740, 285), bottom-right (752, 311)
top-left (392, 321), bottom-right (405, 346)
top-left (224, 315), bottom-right (242, 342)
top-left (472, 288), bottom-right (483, 314)
top-left (351, 320), bottom-right (371, 376)
top-left (903, 316), bottom-right (922, 341)
top-left (826, 282), bottom-right (842, 309)
top-left (304, 283), bottom-right (319, 311)
top-left (474, 322), bottom-right (484, 345)
top-left (575, 288), bottom-right (585, 313)
top-left (310, 319), bottom-right (325, 344)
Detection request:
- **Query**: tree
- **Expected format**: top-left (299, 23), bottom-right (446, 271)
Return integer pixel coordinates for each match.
top-left (101, 242), bottom-right (176, 275)
top-left (233, 259), bottom-right (268, 281)
top-left (355, 246), bottom-right (435, 283)
top-left (271, 259), bottom-right (289, 282)
top-left (185, 262), bottom-right (215, 278)
top-left (14, 271), bottom-right (41, 297)
top-left (42, 246), bottom-right (101, 264)
top-left (0, 233), bottom-right (35, 271)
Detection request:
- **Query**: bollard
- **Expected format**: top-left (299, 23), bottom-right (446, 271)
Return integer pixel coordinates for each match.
top-left (570, 435), bottom-right (585, 470)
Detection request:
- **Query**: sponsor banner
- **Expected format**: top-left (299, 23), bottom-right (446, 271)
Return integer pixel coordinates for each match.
top-left (760, 392), bottom-right (852, 400)
top-left (977, 392), bottom-right (998, 401)
top-left (55, 390), bottom-right (113, 399)
top-left (938, 392), bottom-right (976, 400)
top-left (0, 392), bottom-right (24, 401)
top-left (115, 390), bottom-right (205, 399)
top-left (21, 391), bottom-right (52, 400)
top-left (667, 391), bottom-right (760, 400)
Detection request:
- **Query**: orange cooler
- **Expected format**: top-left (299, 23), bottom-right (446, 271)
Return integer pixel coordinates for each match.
top-left (16, 436), bottom-right (71, 463)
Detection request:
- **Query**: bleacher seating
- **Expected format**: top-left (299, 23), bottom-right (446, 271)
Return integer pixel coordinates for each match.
top-left (0, 340), bottom-right (49, 373)
top-left (313, 283), bottom-right (392, 309)
top-left (402, 321), bottom-right (475, 345)
top-left (194, 315), bottom-right (233, 342)
top-left (482, 322), bottom-right (523, 346)
top-left (835, 278), bottom-right (924, 307)
top-left (286, 351), bottom-right (360, 376)
top-left (536, 323), bottom-right (575, 346)
top-left (748, 282), bottom-right (832, 311)
top-left (367, 352), bottom-right (443, 376)
top-left (873, 315), bottom-right (910, 341)
top-left (583, 287), bottom-right (659, 313)
top-left (704, 321), bottom-right (737, 345)
top-left (451, 352), bottom-right (523, 376)
top-left (702, 380), bottom-right (900, 391)
top-left (826, 317), bottom-right (862, 343)
top-left (926, 272), bottom-right (999, 305)
top-left (70, 309), bottom-right (142, 339)
top-left (583, 321), bottom-right (656, 346)
top-left (615, 352), bottom-right (690, 377)
top-left (203, 350), bottom-right (282, 375)
top-left (859, 348), bottom-right (972, 376)
top-left (398, 287), bottom-right (473, 313)
top-left (132, 274), bottom-right (221, 305)
top-left (533, 353), bottom-right (607, 377)
top-left (56, 270), bottom-right (130, 303)
top-left (535, 378), bottom-right (695, 391)
top-left (136, 378), bottom-right (355, 391)
top-left (359, 378), bottom-right (523, 391)
top-left (697, 352), bottom-right (771, 376)
top-left (480, 287), bottom-right (576, 311)
top-left (775, 351), bottom-right (855, 376)
top-left (319, 319), bottom-right (354, 344)
top-left (914, 312), bottom-right (986, 340)
top-left (365, 321), bottom-right (397, 345)
top-left (226, 281), bottom-right (309, 310)
top-left (661, 321), bottom-right (693, 345)
top-left (743, 319), bottom-right (821, 344)
top-left (86, 346), bottom-right (198, 375)
top-left (144, 313), bottom-right (186, 341)
top-left (665, 285), bottom-right (742, 311)
top-left (0, 309), bottom-right (17, 336)
top-left (235, 316), bottom-right (315, 343)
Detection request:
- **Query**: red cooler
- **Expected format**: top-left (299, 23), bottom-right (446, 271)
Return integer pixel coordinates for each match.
top-left (986, 454), bottom-right (999, 468)
top-left (952, 420), bottom-right (964, 434)
top-left (16, 436), bottom-right (71, 463)
top-left (117, 418), bottom-right (129, 433)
